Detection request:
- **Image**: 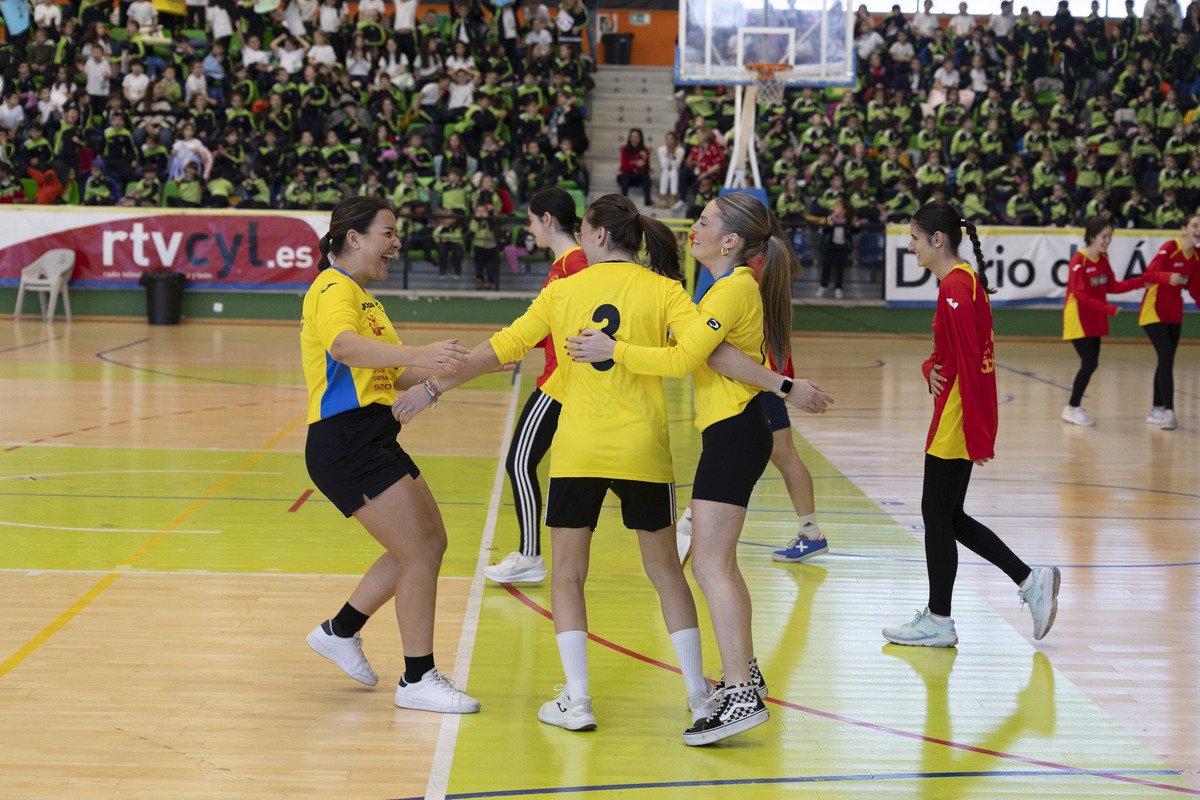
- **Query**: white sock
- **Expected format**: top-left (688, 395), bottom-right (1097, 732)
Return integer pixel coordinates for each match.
top-left (1019, 572), bottom-right (1034, 591)
top-left (669, 627), bottom-right (707, 695)
top-left (556, 630), bottom-right (589, 701)
top-left (929, 613), bottom-right (952, 626)
top-left (797, 513), bottom-right (821, 538)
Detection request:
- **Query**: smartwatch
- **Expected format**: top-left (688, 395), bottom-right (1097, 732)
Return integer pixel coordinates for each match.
top-left (774, 378), bottom-right (793, 398)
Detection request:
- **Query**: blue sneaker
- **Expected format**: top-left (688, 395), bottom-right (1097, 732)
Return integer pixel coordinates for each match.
top-left (772, 533), bottom-right (828, 563)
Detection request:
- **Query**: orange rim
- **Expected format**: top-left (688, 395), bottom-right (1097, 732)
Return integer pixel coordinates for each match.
top-left (747, 63), bottom-right (792, 80)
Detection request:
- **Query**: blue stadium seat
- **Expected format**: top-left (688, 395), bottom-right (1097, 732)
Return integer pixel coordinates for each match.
top-left (856, 232), bottom-right (885, 268)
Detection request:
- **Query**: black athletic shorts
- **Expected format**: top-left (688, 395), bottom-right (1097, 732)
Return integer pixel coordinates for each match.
top-left (305, 403), bottom-right (421, 517)
top-left (545, 477), bottom-right (676, 532)
top-left (692, 395), bottom-right (773, 508)
top-left (759, 390), bottom-right (792, 432)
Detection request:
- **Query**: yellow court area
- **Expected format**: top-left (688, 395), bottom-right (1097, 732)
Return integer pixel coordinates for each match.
top-left (1, 320), bottom-right (1197, 800)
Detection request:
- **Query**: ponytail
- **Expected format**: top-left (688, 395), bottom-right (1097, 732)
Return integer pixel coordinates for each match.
top-left (316, 232), bottom-right (335, 271)
top-left (962, 219), bottom-right (995, 295)
top-left (639, 214), bottom-right (686, 282)
top-left (584, 193), bottom-right (684, 281)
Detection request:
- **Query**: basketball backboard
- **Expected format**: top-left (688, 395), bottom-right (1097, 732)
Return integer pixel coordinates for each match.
top-left (676, 0), bottom-right (854, 87)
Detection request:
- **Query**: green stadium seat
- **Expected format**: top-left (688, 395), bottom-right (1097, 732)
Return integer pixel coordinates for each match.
top-left (66, 181), bottom-right (80, 205)
top-left (162, 180), bottom-right (180, 207)
top-left (21, 179), bottom-right (36, 201)
top-left (566, 188), bottom-right (585, 217)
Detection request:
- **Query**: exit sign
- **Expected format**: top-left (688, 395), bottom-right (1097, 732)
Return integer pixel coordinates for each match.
top-left (629, 12), bottom-right (651, 25)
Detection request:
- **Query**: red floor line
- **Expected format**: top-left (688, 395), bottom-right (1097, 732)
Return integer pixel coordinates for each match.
top-left (502, 585), bottom-right (1199, 797)
top-left (288, 489), bottom-right (314, 513)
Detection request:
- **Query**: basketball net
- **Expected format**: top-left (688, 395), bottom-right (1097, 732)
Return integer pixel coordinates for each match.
top-left (749, 63), bottom-right (791, 107)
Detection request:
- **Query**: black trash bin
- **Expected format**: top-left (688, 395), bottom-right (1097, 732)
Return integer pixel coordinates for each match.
top-left (601, 32), bottom-right (633, 65)
top-left (138, 270), bottom-right (186, 325)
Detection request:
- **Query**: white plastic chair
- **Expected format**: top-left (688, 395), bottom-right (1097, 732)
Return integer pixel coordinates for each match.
top-left (14, 249), bottom-right (76, 324)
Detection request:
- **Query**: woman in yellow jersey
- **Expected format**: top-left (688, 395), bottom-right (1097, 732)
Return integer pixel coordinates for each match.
top-left (1139, 214), bottom-right (1200, 430)
top-left (299, 196), bottom-right (482, 714)
top-left (484, 189), bottom-right (589, 585)
top-left (568, 192), bottom-right (833, 745)
top-left (882, 201), bottom-right (1060, 648)
top-left (392, 195), bottom-right (822, 738)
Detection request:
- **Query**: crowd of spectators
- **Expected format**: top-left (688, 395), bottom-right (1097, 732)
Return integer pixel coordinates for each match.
top-left (656, 0), bottom-right (1200, 238)
top-left (0, 0), bottom-right (594, 254)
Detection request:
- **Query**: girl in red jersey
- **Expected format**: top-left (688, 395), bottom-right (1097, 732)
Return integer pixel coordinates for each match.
top-left (1061, 216), bottom-right (1144, 426)
top-left (1139, 214), bottom-right (1200, 431)
top-left (485, 189), bottom-right (590, 584)
top-left (883, 201), bottom-right (1060, 648)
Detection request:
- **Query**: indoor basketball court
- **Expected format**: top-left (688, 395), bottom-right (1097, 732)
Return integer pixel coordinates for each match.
top-left (1, 320), bottom-right (1196, 799)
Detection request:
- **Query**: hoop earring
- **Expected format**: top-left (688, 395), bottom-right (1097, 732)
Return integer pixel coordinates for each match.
top-left (720, 246), bottom-right (729, 256)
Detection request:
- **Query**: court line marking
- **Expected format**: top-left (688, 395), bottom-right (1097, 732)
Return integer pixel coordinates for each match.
top-left (95, 338), bottom-right (304, 388)
top-left (0, 568), bottom-right (476, 579)
top-left (425, 367), bottom-right (526, 800)
top-left (394, 769), bottom-right (1186, 800)
top-left (0, 415), bottom-right (305, 681)
top-left (499, 586), bottom-right (1200, 797)
top-left (0, 336), bottom-right (62, 354)
top-left (0, 469), bottom-right (282, 481)
top-left (0, 520), bottom-right (221, 534)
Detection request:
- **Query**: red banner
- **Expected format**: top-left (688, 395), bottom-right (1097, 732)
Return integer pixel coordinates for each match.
top-left (0, 211), bottom-right (323, 289)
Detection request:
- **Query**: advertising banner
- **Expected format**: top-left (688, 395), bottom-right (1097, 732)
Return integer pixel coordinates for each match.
top-left (0, 207), bottom-right (328, 290)
top-left (884, 225), bottom-right (1197, 310)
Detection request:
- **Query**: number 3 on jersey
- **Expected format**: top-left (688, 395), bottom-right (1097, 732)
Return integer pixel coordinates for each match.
top-left (590, 304), bottom-right (620, 371)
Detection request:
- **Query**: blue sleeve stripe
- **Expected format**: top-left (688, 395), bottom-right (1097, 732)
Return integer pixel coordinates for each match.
top-left (320, 352), bottom-right (360, 419)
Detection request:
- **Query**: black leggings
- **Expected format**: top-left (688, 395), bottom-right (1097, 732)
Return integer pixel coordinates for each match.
top-left (504, 388), bottom-right (561, 557)
top-left (1143, 322), bottom-right (1183, 410)
top-left (922, 453), bottom-right (1031, 617)
top-left (1069, 336), bottom-right (1101, 407)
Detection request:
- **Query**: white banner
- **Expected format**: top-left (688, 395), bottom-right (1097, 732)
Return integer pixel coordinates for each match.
top-left (884, 225), bottom-right (1198, 310)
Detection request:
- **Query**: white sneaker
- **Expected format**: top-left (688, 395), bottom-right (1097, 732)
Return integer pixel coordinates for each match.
top-left (306, 621), bottom-right (378, 686)
top-left (814, 286), bottom-right (827, 298)
top-left (1018, 566), bottom-right (1061, 641)
top-left (538, 686), bottom-right (597, 730)
top-left (1146, 407), bottom-right (1166, 424)
top-left (483, 552), bottom-right (547, 584)
top-left (687, 685), bottom-right (719, 723)
top-left (1160, 409), bottom-right (1178, 430)
top-left (834, 288), bottom-right (844, 299)
top-left (882, 607), bottom-right (959, 647)
top-left (1061, 405), bottom-right (1095, 426)
top-left (394, 667), bottom-right (481, 713)
top-left (676, 508), bottom-right (693, 565)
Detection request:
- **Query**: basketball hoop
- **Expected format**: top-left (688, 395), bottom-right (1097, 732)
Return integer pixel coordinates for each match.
top-left (747, 63), bottom-right (791, 106)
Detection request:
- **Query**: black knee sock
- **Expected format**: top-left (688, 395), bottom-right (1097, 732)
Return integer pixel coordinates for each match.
top-left (329, 602), bottom-right (370, 638)
top-left (404, 654), bottom-right (435, 683)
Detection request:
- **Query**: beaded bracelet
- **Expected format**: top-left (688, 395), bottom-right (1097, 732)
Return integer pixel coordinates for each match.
top-left (421, 377), bottom-right (443, 409)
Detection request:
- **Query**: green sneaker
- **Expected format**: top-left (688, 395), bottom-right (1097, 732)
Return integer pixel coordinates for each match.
top-left (1019, 566), bottom-right (1061, 640)
top-left (882, 607), bottom-right (959, 647)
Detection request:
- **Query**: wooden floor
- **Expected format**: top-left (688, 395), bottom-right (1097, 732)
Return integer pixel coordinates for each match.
top-left (1, 319), bottom-right (1197, 799)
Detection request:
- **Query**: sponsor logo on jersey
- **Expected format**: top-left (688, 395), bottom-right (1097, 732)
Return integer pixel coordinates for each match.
top-left (946, 298), bottom-right (959, 308)
top-left (706, 318), bottom-right (721, 330)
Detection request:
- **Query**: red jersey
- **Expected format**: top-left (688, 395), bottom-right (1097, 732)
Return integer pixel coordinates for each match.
top-left (922, 265), bottom-right (997, 462)
top-left (1062, 251), bottom-right (1142, 339)
top-left (1139, 239), bottom-right (1200, 326)
top-left (537, 246), bottom-right (589, 392)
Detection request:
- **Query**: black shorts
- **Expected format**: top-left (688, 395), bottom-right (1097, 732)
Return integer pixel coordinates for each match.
top-left (759, 390), bottom-right (792, 432)
top-left (305, 403), bottom-right (421, 517)
top-left (692, 395), bottom-right (773, 508)
top-left (545, 477), bottom-right (676, 532)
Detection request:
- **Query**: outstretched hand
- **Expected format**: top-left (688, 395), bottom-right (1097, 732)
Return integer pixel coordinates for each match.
top-left (413, 339), bottom-right (470, 371)
top-left (786, 379), bottom-right (833, 414)
top-left (392, 383), bottom-right (434, 425)
top-left (566, 328), bottom-right (616, 363)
